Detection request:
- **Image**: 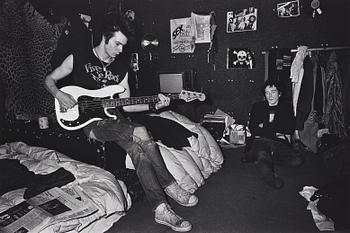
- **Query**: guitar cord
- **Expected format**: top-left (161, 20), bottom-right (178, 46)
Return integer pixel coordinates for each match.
top-left (87, 0), bottom-right (95, 51)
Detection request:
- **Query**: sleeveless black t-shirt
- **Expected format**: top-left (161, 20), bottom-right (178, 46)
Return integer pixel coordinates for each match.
top-left (72, 48), bottom-right (128, 90)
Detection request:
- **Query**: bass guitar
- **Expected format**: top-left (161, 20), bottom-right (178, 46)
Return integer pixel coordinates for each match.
top-left (55, 85), bottom-right (206, 131)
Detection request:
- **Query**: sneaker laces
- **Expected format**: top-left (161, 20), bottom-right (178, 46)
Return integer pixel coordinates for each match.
top-left (155, 203), bottom-right (191, 231)
top-left (158, 204), bottom-right (182, 223)
top-left (165, 183), bottom-right (198, 206)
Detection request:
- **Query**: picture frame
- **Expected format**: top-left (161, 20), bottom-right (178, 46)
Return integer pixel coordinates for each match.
top-left (227, 7), bottom-right (257, 33)
top-left (277, 0), bottom-right (300, 18)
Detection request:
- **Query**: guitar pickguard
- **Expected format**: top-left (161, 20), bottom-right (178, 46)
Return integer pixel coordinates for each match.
top-left (59, 95), bottom-right (115, 128)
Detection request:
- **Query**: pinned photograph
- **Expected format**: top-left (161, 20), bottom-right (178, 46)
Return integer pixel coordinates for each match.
top-left (277, 0), bottom-right (300, 18)
top-left (227, 48), bottom-right (255, 69)
top-left (227, 7), bottom-right (257, 33)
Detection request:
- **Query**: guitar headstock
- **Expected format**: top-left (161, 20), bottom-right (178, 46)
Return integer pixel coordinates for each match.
top-left (179, 90), bottom-right (206, 102)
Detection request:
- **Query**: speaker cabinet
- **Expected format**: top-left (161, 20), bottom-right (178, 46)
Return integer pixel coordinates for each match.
top-left (158, 70), bottom-right (195, 93)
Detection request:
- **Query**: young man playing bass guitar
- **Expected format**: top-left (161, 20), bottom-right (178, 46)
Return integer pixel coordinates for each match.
top-left (45, 15), bottom-right (198, 232)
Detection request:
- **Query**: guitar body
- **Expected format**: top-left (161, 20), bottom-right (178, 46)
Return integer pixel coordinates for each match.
top-left (55, 85), bottom-right (125, 130)
top-left (55, 85), bottom-right (206, 131)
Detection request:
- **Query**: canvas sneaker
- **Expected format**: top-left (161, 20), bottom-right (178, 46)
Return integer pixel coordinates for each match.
top-left (165, 182), bottom-right (198, 207)
top-left (155, 203), bottom-right (192, 232)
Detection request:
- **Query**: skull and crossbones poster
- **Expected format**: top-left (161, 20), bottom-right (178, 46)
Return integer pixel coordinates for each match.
top-left (227, 48), bottom-right (255, 69)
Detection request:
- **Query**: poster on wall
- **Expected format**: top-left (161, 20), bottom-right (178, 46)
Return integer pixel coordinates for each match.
top-left (170, 17), bottom-right (195, 53)
top-left (226, 7), bottom-right (257, 33)
top-left (277, 0), bottom-right (300, 18)
top-left (227, 48), bottom-right (255, 69)
top-left (191, 12), bottom-right (211, 43)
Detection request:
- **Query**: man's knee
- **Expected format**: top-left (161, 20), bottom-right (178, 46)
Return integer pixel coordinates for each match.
top-left (133, 126), bottom-right (151, 141)
top-left (256, 150), bottom-right (271, 162)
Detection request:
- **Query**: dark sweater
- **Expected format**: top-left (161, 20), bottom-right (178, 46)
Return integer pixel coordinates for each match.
top-left (248, 100), bottom-right (295, 140)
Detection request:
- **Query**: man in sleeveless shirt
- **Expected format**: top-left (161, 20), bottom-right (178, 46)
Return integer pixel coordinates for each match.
top-left (45, 16), bottom-right (198, 232)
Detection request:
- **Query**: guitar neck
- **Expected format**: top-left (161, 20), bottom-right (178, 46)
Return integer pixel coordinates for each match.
top-left (103, 94), bottom-right (179, 108)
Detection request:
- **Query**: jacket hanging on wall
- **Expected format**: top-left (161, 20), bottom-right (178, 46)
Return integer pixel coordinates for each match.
top-left (323, 51), bottom-right (347, 138)
top-left (294, 52), bottom-right (325, 152)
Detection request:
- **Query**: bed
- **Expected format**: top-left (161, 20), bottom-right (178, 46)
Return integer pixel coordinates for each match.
top-left (0, 110), bottom-right (224, 232)
top-left (0, 141), bottom-right (132, 233)
top-left (127, 110), bottom-right (224, 193)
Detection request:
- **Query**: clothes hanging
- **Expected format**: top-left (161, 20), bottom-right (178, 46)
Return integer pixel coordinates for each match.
top-left (313, 53), bottom-right (325, 116)
top-left (294, 53), bottom-right (324, 152)
top-left (290, 46), bottom-right (308, 116)
top-left (324, 51), bottom-right (347, 138)
top-left (294, 55), bottom-right (314, 130)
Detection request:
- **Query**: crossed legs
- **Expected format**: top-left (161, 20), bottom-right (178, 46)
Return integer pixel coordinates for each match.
top-left (86, 119), bottom-right (198, 231)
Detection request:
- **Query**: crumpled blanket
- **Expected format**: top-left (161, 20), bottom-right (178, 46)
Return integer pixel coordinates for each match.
top-left (0, 142), bottom-right (132, 233)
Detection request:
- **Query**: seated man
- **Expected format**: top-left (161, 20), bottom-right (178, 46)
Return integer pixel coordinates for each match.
top-left (242, 80), bottom-right (304, 189)
top-left (45, 15), bottom-right (198, 232)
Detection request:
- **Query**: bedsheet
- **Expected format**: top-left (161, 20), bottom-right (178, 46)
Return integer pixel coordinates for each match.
top-left (0, 142), bottom-right (132, 233)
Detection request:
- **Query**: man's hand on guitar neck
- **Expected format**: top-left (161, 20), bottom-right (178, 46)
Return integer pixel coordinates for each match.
top-left (155, 94), bottom-right (171, 110)
top-left (55, 91), bottom-right (77, 110)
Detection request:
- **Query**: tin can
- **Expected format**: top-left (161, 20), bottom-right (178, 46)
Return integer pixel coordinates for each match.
top-left (38, 116), bottom-right (49, 129)
top-left (229, 124), bottom-right (246, 145)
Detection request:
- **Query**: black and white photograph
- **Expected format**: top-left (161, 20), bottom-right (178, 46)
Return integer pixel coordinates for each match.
top-left (0, 0), bottom-right (349, 233)
top-left (277, 0), bottom-right (300, 18)
top-left (227, 7), bottom-right (257, 33)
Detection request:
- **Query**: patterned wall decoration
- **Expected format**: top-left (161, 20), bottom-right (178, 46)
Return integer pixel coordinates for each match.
top-left (0, 0), bottom-right (66, 120)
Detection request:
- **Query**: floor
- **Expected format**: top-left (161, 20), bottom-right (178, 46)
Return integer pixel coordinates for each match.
top-left (106, 145), bottom-right (349, 233)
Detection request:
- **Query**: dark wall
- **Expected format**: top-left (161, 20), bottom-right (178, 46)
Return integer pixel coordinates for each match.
top-left (125, 0), bottom-right (350, 122)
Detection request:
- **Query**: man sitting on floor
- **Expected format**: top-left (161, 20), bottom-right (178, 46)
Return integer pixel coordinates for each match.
top-left (242, 79), bottom-right (304, 189)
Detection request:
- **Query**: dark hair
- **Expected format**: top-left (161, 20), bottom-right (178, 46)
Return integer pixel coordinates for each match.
top-left (92, 14), bottom-right (135, 46)
top-left (261, 79), bottom-right (284, 96)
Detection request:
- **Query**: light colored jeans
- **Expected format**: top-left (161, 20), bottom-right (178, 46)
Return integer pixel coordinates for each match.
top-left (84, 117), bottom-right (174, 210)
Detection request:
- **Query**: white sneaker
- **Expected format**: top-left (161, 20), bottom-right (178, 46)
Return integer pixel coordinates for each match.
top-left (154, 203), bottom-right (192, 232)
top-left (165, 182), bottom-right (198, 207)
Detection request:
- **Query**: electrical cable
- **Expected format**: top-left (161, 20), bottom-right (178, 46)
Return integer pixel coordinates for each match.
top-left (87, 0), bottom-right (95, 50)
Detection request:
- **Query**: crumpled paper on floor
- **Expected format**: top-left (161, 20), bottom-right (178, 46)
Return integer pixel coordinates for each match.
top-left (299, 186), bottom-right (335, 231)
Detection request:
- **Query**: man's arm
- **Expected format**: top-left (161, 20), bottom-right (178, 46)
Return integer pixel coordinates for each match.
top-left (45, 55), bottom-right (76, 110)
top-left (248, 102), bottom-right (267, 137)
top-left (275, 101), bottom-right (295, 143)
top-left (118, 73), bottom-right (170, 112)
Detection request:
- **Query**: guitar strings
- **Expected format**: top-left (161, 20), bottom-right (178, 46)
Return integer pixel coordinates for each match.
top-left (59, 92), bottom-right (200, 112)
top-left (60, 96), bottom-right (174, 111)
